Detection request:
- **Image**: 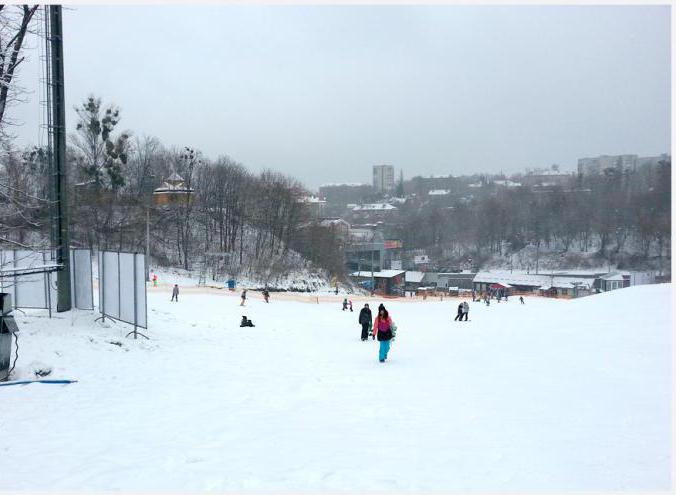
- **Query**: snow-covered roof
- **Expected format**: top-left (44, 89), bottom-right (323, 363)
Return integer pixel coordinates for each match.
top-left (352, 203), bottom-right (398, 211)
top-left (351, 270), bottom-right (405, 279)
top-left (298, 196), bottom-right (326, 204)
top-left (405, 271), bottom-right (425, 283)
top-left (319, 218), bottom-right (349, 227)
top-left (493, 180), bottom-right (522, 187)
top-left (601, 273), bottom-right (628, 281)
top-left (428, 189), bottom-right (451, 196)
top-left (473, 271), bottom-right (594, 290)
top-left (166, 172), bottom-right (184, 183)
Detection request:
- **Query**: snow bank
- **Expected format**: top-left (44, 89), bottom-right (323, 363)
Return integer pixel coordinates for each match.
top-left (0, 284), bottom-right (671, 491)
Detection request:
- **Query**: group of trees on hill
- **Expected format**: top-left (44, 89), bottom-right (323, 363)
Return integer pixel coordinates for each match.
top-left (0, 95), bottom-right (344, 282)
top-left (392, 162), bottom-right (671, 270)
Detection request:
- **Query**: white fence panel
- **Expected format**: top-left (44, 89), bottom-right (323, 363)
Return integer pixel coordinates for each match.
top-left (134, 254), bottom-right (147, 328)
top-left (101, 251), bottom-right (120, 319)
top-left (118, 253), bottom-right (136, 325)
top-left (98, 251), bottom-right (147, 329)
top-left (71, 249), bottom-right (94, 310)
top-left (1, 249), bottom-right (93, 312)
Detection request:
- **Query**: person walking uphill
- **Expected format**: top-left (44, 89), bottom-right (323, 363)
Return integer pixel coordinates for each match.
top-left (171, 284), bottom-right (179, 302)
top-left (240, 289), bottom-right (247, 306)
top-left (373, 307), bottom-right (396, 362)
top-left (358, 303), bottom-right (372, 341)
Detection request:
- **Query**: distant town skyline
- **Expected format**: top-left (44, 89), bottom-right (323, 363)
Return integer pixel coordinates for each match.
top-left (8, 5), bottom-right (671, 190)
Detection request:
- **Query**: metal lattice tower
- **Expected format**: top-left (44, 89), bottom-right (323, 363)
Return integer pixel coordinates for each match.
top-left (43, 6), bottom-right (71, 312)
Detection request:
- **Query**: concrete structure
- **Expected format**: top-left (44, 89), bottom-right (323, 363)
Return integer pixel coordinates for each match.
top-left (520, 171), bottom-right (573, 189)
top-left (349, 203), bottom-right (398, 223)
top-left (637, 154), bottom-right (670, 168)
top-left (345, 229), bottom-right (385, 274)
top-left (577, 155), bottom-right (638, 176)
top-left (404, 271), bottom-right (425, 291)
top-left (599, 273), bottom-right (631, 292)
top-left (319, 183), bottom-right (373, 207)
top-left (351, 270), bottom-right (405, 295)
top-left (298, 195), bottom-right (327, 219)
top-left (437, 272), bottom-right (476, 290)
top-left (373, 164), bottom-right (395, 193)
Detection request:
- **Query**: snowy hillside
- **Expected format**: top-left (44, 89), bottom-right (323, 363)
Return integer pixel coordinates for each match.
top-left (1, 284), bottom-right (671, 491)
top-left (477, 243), bottom-right (670, 275)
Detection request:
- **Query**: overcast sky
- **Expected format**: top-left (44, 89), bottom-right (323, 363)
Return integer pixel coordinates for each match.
top-left (9, 5), bottom-right (671, 189)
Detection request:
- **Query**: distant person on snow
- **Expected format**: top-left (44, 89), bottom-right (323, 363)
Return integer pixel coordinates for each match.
top-left (358, 303), bottom-right (372, 341)
top-left (152, 273), bottom-right (158, 287)
top-left (171, 284), bottom-right (179, 302)
top-left (519, 296), bottom-right (524, 304)
top-left (240, 289), bottom-right (247, 306)
top-left (373, 306), bottom-right (396, 362)
top-left (462, 301), bottom-right (469, 321)
top-left (342, 298), bottom-right (348, 311)
top-left (240, 315), bottom-right (255, 327)
top-left (263, 289), bottom-right (270, 303)
top-left (454, 302), bottom-right (463, 321)
top-left (349, 300), bottom-right (353, 312)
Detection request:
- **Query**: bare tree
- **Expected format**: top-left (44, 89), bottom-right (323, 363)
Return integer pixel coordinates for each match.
top-left (0, 4), bottom-right (39, 133)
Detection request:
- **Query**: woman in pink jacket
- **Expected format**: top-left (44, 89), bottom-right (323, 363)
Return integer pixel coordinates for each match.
top-left (373, 306), bottom-right (395, 363)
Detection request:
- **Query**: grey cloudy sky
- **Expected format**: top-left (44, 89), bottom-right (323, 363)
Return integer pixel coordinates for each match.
top-left (10, 5), bottom-right (671, 189)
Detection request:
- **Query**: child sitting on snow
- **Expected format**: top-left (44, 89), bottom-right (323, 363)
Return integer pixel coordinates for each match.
top-left (240, 316), bottom-right (255, 327)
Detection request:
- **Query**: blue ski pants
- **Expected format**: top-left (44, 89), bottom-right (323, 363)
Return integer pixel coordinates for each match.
top-left (379, 340), bottom-right (391, 361)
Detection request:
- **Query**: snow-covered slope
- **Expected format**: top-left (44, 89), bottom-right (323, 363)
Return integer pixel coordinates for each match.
top-left (1, 284), bottom-right (671, 491)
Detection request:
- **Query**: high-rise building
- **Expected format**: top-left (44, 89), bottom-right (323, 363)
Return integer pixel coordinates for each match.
top-left (373, 164), bottom-right (395, 193)
top-left (577, 155), bottom-right (637, 176)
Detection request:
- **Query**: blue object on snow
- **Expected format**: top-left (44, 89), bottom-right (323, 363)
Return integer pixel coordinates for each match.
top-left (0, 379), bottom-right (78, 387)
top-left (227, 279), bottom-right (236, 289)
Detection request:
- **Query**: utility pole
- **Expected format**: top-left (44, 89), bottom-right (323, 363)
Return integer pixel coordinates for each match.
top-left (47, 6), bottom-right (71, 312)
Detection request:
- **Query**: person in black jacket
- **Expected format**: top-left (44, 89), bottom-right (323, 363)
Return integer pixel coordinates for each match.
top-left (358, 303), bottom-right (372, 341)
top-left (454, 302), bottom-right (463, 321)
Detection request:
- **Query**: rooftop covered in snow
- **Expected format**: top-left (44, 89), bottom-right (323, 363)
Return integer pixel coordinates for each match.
top-left (351, 270), bottom-right (405, 279)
